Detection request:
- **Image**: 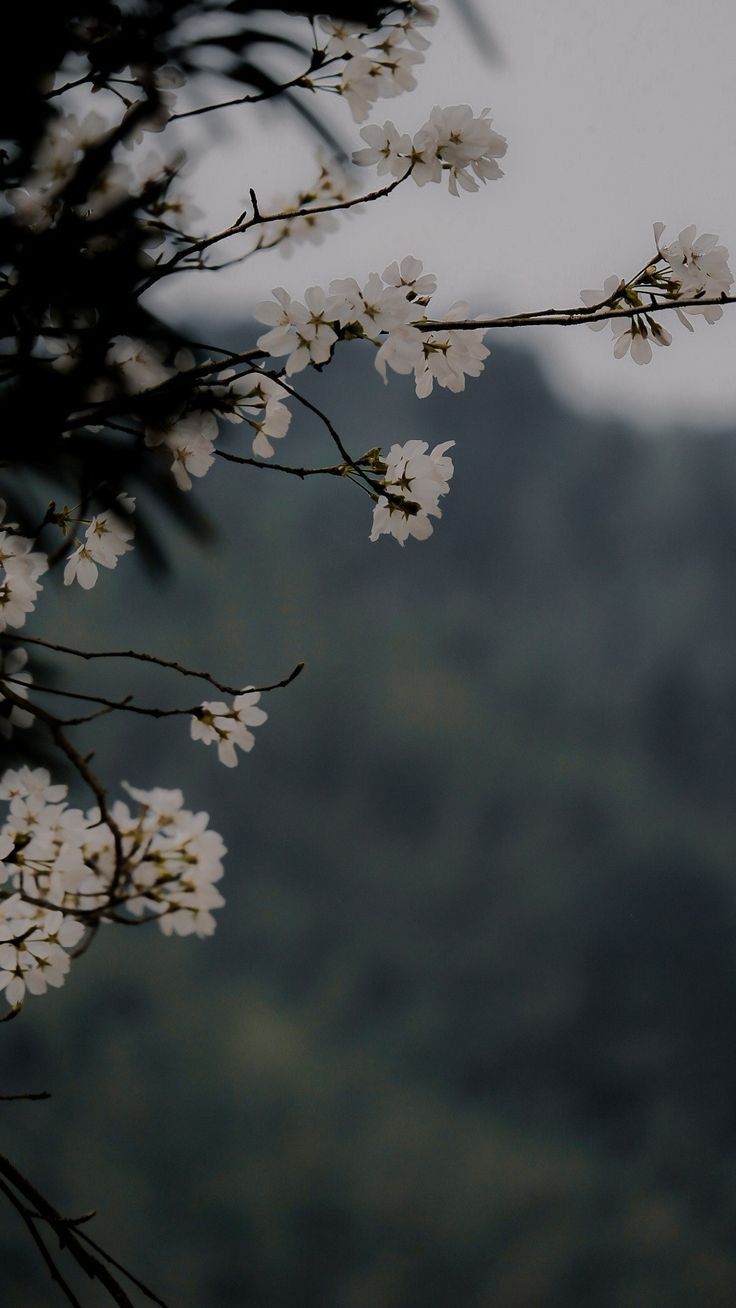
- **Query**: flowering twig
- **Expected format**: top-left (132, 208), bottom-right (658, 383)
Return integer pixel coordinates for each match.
top-left (139, 169), bottom-right (410, 290)
top-left (7, 633), bottom-right (279, 697)
top-left (420, 293), bottom-right (736, 333)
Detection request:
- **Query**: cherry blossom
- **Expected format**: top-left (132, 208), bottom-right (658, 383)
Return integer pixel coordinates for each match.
top-left (146, 412), bottom-right (219, 490)
top-left (63, 500), bottom-right (135, 589)
top-left (0, 647), bottom-right (34, 738)
top-left (354, 104), bottom-right (507, 195)
top-left (657, 223), bottom-right (734, 324)
top-left (370, 439), bottom-right (454, 545)
top-left (255, 287), bottom-right (337, 375)
top-left (0, 506), bottom-right (48, 633)
top-left (0, 770), bottom-right (230, 1000)
top-left (352, 122), bottom-right (412, 178)
top-left (190, 688), bottom-right (267, 768)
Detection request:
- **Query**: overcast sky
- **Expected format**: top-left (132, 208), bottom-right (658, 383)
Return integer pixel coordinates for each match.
top-left (156, 1), bottom-right (736, 430)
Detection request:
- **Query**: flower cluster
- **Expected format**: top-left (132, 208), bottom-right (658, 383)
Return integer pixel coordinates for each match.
top-left (317, 6), bottom-right (438, 123)
top-left (581, 224), bottom-right (734, 364)
top-left (657, 222), bottom-right (734, 324)
top-left (370, 439), bottom-right (455, 546)
top-left (0, 767), bottom-right (227, 1005)
top-left (0, 505), bottom-right (48, 633)
top-left (63, 496), bottom-right (135, 590)
top-left (146, 369), bottom-right (293, 484)
top-left (8, 71), bottom-right (186, 236)
top-left (354, 104), bottom-right (507, 195)
top-left (191, 689), bottom-right (267, 768)
top-left (211, 371), bottom-right (292, 460)
top-left (255, 256), bottom-right (490, 397)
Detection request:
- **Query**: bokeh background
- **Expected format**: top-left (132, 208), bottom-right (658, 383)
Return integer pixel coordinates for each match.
top-left (4, 4), bottom-right (736, 1305)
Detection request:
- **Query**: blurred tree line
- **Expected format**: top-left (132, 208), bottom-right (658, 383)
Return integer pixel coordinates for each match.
top-left (4, 339), bottom-right (736, 1306)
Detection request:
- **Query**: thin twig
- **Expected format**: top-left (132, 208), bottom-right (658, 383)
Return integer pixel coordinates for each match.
top-left (419, 292), bottom-right (736, 332)
top-left (138, 169), bottom-right (409, 291)
top-left (0, 1177), bottom-right (82, 1308)
top-left (71, 1227), bottom-right (170, 1307)
top-left (0, 1091), bottom-right (51, 1102)
top-left (0, 661), bottom-right (304, 722)
top-left (7, 633), bottom-right (271, 696)
top-left (0, 1155), bottom-right (142, 1307)
top-left (168, 56), bottom-right (340, 122)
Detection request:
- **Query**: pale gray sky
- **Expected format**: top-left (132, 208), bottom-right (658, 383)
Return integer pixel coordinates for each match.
top-left (155, 1), bottom-right (736, 429)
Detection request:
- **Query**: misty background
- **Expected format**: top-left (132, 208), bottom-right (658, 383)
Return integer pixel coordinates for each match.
top-left (4, 4), bottom-right (736, 1305)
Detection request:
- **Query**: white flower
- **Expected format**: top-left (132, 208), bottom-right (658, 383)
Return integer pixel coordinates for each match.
top-left (0, 897), bottom-right (83, 1007)
top-left (62, 544), bottom-right (98, 590)
top-left (382, 255), bottom-right (437, 299)
top-left (412, 302), bottom-right (489, 397)
top-left (106, 337), bottom-right (173, 392)
top-left (374, 324), bottom-right (424, 382)
top-left (370, 439), bottom-right (454, 545)
top-left (0, 647), bottom-right (33, 738)
top-left (353, 121), bottom-right (412, 177)
top-left (372, 45), bottom-right (425, 98)
top-left (397, 3), bottom-right (439, 49)
top-left (0, 512), bottom-right (48, 633)
top-left (0, 768), bottom-right (66, 803)
top-left (41, 334), bottom-right (83, 372)
top-left (579, 274), bottom-right (624, 330)
top-left (411, 104), bottom-right (507, 195)
top-left (190, 688), bottom-right (267, 768)
top-left (213, 371), bottom-right (292, 457)
top-left (146, 412), bottom-right (218, 490)
top-left (255, 287), bottom-right (336, 375)
top-left (0, 771), bottom-right (228, 957)
top-left (64, 502), bottom-right (135, 589)
top-left (329, 273), bottom-right (414, 336)
top-left (317, 17), bottom-right (367, 58)
top-left (659, 223), bottom-right (733, 323)
top-left (338, 55), bottom-right (379, 123)
top-left (610, 315), bottom-right (670, 365)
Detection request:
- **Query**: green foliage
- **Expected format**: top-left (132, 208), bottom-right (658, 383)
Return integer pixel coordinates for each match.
top-left (5, 342), bottom-right (736, 1305)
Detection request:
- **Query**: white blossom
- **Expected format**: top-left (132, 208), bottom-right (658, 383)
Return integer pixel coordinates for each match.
top-left (64, 500), bottom-right (135, 589)
top-left (146, 412), bottom-right (218, 490)
top-left (382, 254), bottom-right (437, 299)
top-left (397, 3), bottom-right (439, 49)
top-left (316, 17), bottom-right (367, 59)
top-left (328, 273), bottom-right (415, 336)
top-left (411, 302), bottom-right (490, 397)
top-left (353, 121), bottom-right (413, 177)
top-left (372, 44), bottom-right (424, 99)
top-left (0, 506), bottom-right (48, 633)
top-left (338, 55), bottom-right (377, 123)
top-left (370, 439), bottom-right (455, 545)
top-left (0, 898), bottom-right (82, 1007)
top-left (659, 223), bottom-right (734, 324)
top-left (579, 274), bottom-right (624, 330)
top-left (0, 771), bottom-right (229, 994)
top-left (106, 336), bottom-right (173, 393)
top-left (190, 688), bottom-right (267, 768)
top-left (212, 370), bottom-right (292, 458)
top-left (412, 104), bottom-right (507, 195)
top-left (255, 287), bottom-right (336, 375)
top-left (0, 648), bottom-right (33, 738)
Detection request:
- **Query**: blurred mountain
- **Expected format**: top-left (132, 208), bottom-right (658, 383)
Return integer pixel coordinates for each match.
top-left (4, 340), bottom-right (736, 1307)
